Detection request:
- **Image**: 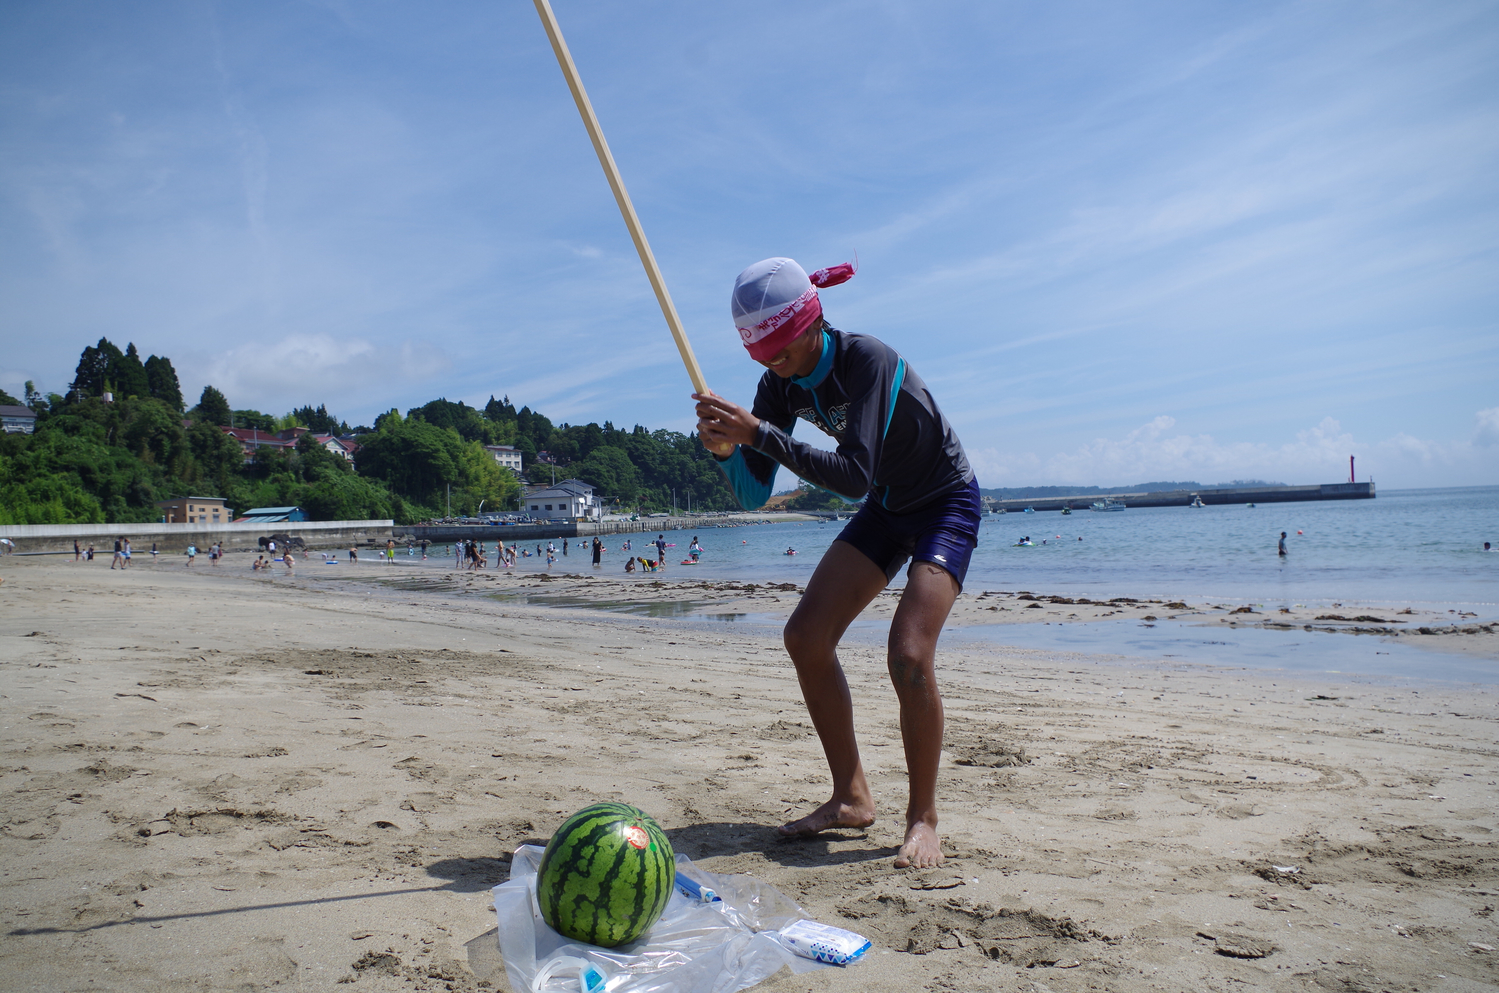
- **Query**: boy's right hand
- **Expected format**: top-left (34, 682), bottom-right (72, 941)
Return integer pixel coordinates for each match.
top-left (693, 392), bottom-right (758, 455)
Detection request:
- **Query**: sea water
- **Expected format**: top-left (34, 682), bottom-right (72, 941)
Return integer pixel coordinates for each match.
top-left (607, 486), bottom-right (1498, 611)
top-left (385, 487), bottom-right (1496, 683)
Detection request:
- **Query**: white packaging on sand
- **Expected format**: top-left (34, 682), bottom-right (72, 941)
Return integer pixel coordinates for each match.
top-left (494, 845), bottom-right (867, 993)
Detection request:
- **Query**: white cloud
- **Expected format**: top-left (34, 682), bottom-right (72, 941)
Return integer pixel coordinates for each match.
top-left (1475, 407), bottom-right (1499, 448)
top-left (182, 334), bottom-right (450, 417)
top-left (968, 413), bottom-right (1499, 489)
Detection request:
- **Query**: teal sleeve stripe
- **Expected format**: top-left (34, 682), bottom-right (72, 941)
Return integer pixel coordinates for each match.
top-left (883, 358), bottom-right (907, 439)
top-left (719, 447), bottom-right (773, 510)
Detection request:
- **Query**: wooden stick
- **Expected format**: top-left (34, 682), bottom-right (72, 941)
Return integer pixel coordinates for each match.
top-left (533, 0), bottom-right (710, 397)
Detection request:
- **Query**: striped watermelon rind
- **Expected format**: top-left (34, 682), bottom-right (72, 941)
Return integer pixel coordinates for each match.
top-left (536, 802), bottom-right (675, 948)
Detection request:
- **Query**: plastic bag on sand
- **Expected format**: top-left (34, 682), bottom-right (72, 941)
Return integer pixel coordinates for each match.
top-left (492, 845), bottom-right (842, 993)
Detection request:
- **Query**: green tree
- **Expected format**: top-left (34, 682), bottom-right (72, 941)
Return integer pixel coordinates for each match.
top-left (194, 385), bottom-right (232, 427)
top-left (144, 354), bottom-right (184, 410)
top-left (120, 397), bottom-right (188, 472)
top-left (0, 387), bottom-right (19, 405)
top-left (290, 403), bottom-right (345, 435)
top-left (116, 344), bottom-right (151, 398)
top-left (785, 484), bottom-right (852, 511)
top-left (354, 415), bottom-right (462, 508)
top-left (230, 408), bottom-right (276, 432)
top-left (189, 421), bottom-right (244, 491)
top-left (70, 338), bottom-right (124, 399)
top-left (455, 441), bottom-right (521, 514)
top-left (572, 445), bottom-right (641, 503)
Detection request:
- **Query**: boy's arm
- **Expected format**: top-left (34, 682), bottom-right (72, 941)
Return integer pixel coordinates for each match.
top-left (698, 379), bottom-right (791, 511)
top-left (748, 344), bottom-right (899, 500)
top-left (717, 440), bottom-right (786, 511)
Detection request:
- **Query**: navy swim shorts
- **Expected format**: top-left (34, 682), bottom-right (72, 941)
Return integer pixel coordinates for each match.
top-left (836, 477), bottom-right (981, 588)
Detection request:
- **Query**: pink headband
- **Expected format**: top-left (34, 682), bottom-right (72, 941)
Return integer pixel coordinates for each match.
top-left (731, 257), bottom-right (857, 362)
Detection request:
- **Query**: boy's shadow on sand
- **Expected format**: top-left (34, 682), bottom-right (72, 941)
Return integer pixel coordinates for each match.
top-left (424, 821), bottom-right (896, 892)
top-left (666, 821), bottom-right (899, 867)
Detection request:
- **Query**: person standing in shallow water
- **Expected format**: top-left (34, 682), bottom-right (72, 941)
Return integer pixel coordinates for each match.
top-left (1279, 531), bottom-right (1288, 556)
top-left (694, 257), bottom-right (978, 870)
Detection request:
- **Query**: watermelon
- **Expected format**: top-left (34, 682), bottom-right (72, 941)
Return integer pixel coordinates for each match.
top-left (536, 802), bottom-right (675, 947)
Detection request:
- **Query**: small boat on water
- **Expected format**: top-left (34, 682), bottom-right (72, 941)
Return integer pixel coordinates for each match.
top-left (1190, 495), bottom-right (1205, 508)
top-left (1023, 507), bottom-right (1035, 514)
top-left (1060, 506), bottom-right (1072, 515)
top-left (1090, 498), bottom-right (1126, 512)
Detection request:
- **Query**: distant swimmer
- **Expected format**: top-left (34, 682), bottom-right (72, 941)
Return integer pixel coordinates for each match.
top-left (1486, 542), bottom-right (1493, 551)
top-left (1278, 531), bottom-right (1288, 556)
top-left (784, 547), bottom-right (797, 555)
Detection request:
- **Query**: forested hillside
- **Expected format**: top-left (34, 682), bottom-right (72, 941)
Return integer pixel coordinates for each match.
top-left (0, 338), bottom-right (737, 526)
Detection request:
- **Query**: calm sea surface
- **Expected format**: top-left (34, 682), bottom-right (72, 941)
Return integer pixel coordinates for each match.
top-left (383, 486), bottom-right (1497, 683)
top-left (460, 486), bottom-right (1498, 611)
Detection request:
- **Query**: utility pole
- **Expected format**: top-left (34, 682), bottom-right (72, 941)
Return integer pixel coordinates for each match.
top-left (446, 484), bottom-right (451, 518)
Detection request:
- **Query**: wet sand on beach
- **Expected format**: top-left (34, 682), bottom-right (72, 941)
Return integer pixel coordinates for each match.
top-left (1, 555), bottom-right (1496, 992)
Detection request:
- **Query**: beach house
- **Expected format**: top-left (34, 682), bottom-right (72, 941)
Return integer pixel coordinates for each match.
top-left (235, 507), bottom-right (308, 524)
top-left (523, 480), bottom-right (601, 522)
top-left (483, 444), bottom-right (523, 472)
top-left (0, 405), bottom-right (37, 434)
top-left (156, 497), bottom-right (233, 525)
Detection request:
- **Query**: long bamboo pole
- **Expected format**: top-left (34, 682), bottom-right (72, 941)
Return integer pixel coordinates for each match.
top-left (532, 0), bottom-right (710, 399)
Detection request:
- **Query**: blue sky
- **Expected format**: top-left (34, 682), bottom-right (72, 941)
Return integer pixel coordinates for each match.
top-left (2, 0), bottom-right (1496, 489)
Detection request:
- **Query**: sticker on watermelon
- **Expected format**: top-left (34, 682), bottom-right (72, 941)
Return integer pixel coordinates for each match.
top-left (536, 803), bottom-right (675, 947)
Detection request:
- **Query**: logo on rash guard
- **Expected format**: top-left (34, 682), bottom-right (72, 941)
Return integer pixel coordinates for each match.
top-left (794, 407), bottom-right (827, 434)
top-left (794, 404), bottom-right (850, 437)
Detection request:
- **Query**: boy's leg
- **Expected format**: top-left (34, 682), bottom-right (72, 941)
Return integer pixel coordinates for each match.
top-left (887, 561), bottom-right (961, 868)
top-left (779, 540), bottom-right (889, 837)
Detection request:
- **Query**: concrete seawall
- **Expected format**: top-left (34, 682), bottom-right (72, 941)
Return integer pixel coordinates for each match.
top-left (2, 520), bottom-right (394, 555)
top-left (987, 481), bottom-right (1375, 513)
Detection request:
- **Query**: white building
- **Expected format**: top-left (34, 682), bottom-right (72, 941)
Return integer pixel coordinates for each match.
top-left (484, 445), bottom-right (523, 472)
top-left (524, 479), bottom-right (600, 522)
top-left (1, 405), bottom-right (37, 434)
top-left (309, 433), bottom-right (355, 461)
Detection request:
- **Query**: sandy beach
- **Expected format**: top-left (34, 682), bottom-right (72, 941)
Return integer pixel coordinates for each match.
top-left (2, 554), bottom-right (1496, 992)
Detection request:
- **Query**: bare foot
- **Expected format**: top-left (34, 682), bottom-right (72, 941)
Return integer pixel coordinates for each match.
top-left (777, 797), bottom-right (876, 838)
top-left (894, 820), bottom-right (943, 868)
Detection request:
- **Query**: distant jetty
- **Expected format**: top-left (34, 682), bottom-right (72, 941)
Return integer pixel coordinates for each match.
top-left (987, 481), bottom-right (1374, 513)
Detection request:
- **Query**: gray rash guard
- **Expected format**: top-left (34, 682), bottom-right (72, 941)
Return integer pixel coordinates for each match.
top-left (716, 327), bottom-right (973, 513)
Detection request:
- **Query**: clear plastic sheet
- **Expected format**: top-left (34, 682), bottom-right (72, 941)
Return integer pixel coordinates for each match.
top-left (492, 845), bottom-right (838, 993)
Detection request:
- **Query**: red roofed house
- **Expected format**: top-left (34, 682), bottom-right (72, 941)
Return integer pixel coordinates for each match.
top-left (220, 426), bottom-right (353, 463)
top-left (222, 426), bottom-right (297, 462)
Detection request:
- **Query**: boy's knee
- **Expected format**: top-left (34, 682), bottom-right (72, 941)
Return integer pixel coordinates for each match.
top-left (783, 617), bottom-right (810, 658)
top-left (783, 614), bottom-right (830, 660)
top-left (887, 648), bottom-right (934, 689)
